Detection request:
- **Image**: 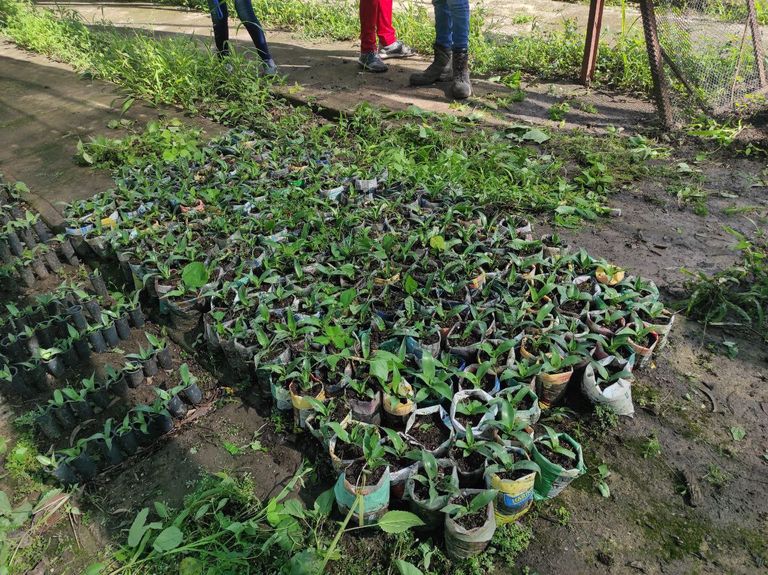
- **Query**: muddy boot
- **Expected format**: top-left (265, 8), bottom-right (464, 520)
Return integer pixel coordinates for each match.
top-left (409, 43), bottom-right (452, 86)
top-left (451, 48), bottom-right (472, 99)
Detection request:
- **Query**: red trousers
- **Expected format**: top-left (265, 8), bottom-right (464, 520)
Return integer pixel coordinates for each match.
top-left (359, 0), bottom-right (397, 53)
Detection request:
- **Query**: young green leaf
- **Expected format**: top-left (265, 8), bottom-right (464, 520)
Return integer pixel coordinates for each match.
top-left (395, 559), bottom-right (424, 575)
top-left (152, 525), bottom-right (183, 552)
top-left (127, 507), bottom-right (150, 548)
top-left (377, 510), bottom-right (425, 533)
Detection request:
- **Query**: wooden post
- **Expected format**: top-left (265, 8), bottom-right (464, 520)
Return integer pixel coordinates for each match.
top-left (581, 0), bottom-right (606, 85)
top-left (639, 0), bottom-right (675, 128)
top-left (746, 0), bottom-right (767, 87)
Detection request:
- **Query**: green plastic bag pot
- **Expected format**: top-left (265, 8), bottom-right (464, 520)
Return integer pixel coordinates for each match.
top-left (444, 490), bottom-right (497, 560)
top-left (532, 433), bottom-right (586, 500)
top-left (334, 466), bottom-right (390, 525)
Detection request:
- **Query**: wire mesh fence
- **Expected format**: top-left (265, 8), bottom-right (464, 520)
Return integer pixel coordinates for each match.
top-left (651, 0), bottom-right (768, 115)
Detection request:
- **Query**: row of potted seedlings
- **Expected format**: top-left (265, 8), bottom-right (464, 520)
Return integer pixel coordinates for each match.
top-left (0, 273), bottom-right (146, 383)
top-left (35, 360), bottom-right (204, 485)
top-left (31, 333), bottom-right (177, 441)
top-left (0, 181), bottom-right (81, 287)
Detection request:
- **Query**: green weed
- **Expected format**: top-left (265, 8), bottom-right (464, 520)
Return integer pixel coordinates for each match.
top-left (554, 505), bottom-right (571, 526)
top-left (77, 119), bottom-right (204, 168)
top-left (548, 102), bottom-right (571, 121)
top-left (592, 404), bottom-right (619, 436)
top-left (643, 433), bottom-right (662, 459)
top-left (683, 227), bottom-right (768, 333)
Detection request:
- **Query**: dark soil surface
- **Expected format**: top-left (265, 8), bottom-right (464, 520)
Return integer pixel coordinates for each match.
top-left (407, 412), bottom-right (450, 451)
top-left (344, 460), bottom-right (385, 487)
top-left (450, 446), bottom-right (486, 474)
top-left (454, 410), bottom-right (484, 429)
top-left (538, 443), bottom-right (578, 470)
top-left (334, 441), bottom-right (363, 461)
top-left (449, 495), bottom-right (488, 531)
top-left (496, 467), bottom-right (534, 481)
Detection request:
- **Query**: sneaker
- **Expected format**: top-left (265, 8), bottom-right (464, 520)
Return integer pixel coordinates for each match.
top-left (262, 58), bottom-right (278, 76)
top-left (379, 40), bottom-right (414, 60)
top-left (358, 52), bottom-right (388, 73)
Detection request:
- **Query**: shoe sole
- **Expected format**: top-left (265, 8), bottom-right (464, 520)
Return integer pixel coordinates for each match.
top-left (379, 52), bottom-right (416, 60)
top-left (359, 63), bottom-right (388, 73)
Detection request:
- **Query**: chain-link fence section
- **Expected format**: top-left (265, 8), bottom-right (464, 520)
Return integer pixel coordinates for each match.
top-left (648, 0), bottom-right (767, 116)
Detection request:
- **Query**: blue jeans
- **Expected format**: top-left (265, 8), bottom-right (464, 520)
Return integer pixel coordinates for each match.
top-left (208, 0), bottom-right (272, 61)
top-left (433, 0), bottom-right (470, 51)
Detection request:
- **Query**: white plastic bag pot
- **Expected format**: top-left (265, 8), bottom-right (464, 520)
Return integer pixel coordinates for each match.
top-left (449, 389), bottom-right (498, 439)
top-left (581, 360), bottom-right (635, 417)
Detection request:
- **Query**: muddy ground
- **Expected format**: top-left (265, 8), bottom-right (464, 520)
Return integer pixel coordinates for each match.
top-left (1, 14), bottom-right (768, 575)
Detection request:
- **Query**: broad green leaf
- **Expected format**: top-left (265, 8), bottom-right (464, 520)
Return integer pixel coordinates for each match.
top-left (730, 426), bottom-right (746, 441)
top-left (152, 525), bottom-right (183, 552)
top-left (84, 564), bottom-right (104, 575)
top-left (313, 488), bottom-right (334, 517)
top-left (287, 550), bottom-right (323, 575)
top-left (193, 503), bottom-right (209, 520)
top-left (597, 481), bottom-right (610, 498)
top-left (377, 510), bottom-right (425, 533)
top-left (429, 235), bottom-right (446, 251)
top-left (181, 262), bottom-right (209, 290)
top-left (127, 507), bottom-right (149, 548)
top-left (395, 559), bottom-right (424, 575)
top-left (179, 557), bottom-right (203, 575)
top-left (153, 501), bottom-right (169, 519)
top-left (404, 274), bottom-right (418, 295)
top-left (370, 357), bottom-right (389, 382)
top-left (468, 489), bottom-right (497, 514)
top-left (0, 491), bottom-right (11, 515)
top-left (522, 128), bottom-right (550, 143)
top-left (283, 499), bottom-right (305, 518)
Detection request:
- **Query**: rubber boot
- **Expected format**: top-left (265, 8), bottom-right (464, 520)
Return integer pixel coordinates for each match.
top-left (409, 43), bottom-right (452, 86)
top-left (451, 48), bottom-right (472, 99)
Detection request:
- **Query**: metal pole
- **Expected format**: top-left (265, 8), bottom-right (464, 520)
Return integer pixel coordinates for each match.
top-left (745, 0), bottom-right (767, 87)
top-left (581, 0), bottom-right (606, 85)
top-left (639, 0), bottom-right (675, 128)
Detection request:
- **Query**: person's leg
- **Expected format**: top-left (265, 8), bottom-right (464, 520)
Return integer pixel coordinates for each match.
top-left (232, 0), bottom-right (272, 62)
top-left (375, 0), bottom-right (396, 49)
top-left (359, 0), bottom-right (379, 54)
top-left (207, 0), bottom-right (230, 56)
top-left (446, 0), bottom-right (471, 98)
top-left (377, 0), bottom-right (414, 59)
top-left (408, 0), bottom-right (452, 85)
top-left (359, 0), bottom-right (388, 71)
top-left (446, 0), bottom-right (469, 50)
top-left (433, 0), bottom-right (453, 50)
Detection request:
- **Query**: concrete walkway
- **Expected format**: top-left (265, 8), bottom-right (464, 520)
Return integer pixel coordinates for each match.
top-left (37, 1), bottom-right (656, 131)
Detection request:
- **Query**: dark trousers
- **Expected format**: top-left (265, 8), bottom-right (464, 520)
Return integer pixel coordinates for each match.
top-left (208, 0), bottom-right (272, 61)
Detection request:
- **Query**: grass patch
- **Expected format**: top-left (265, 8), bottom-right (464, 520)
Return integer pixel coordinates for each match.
top-left (683, 227), bottom-right (768, 335)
